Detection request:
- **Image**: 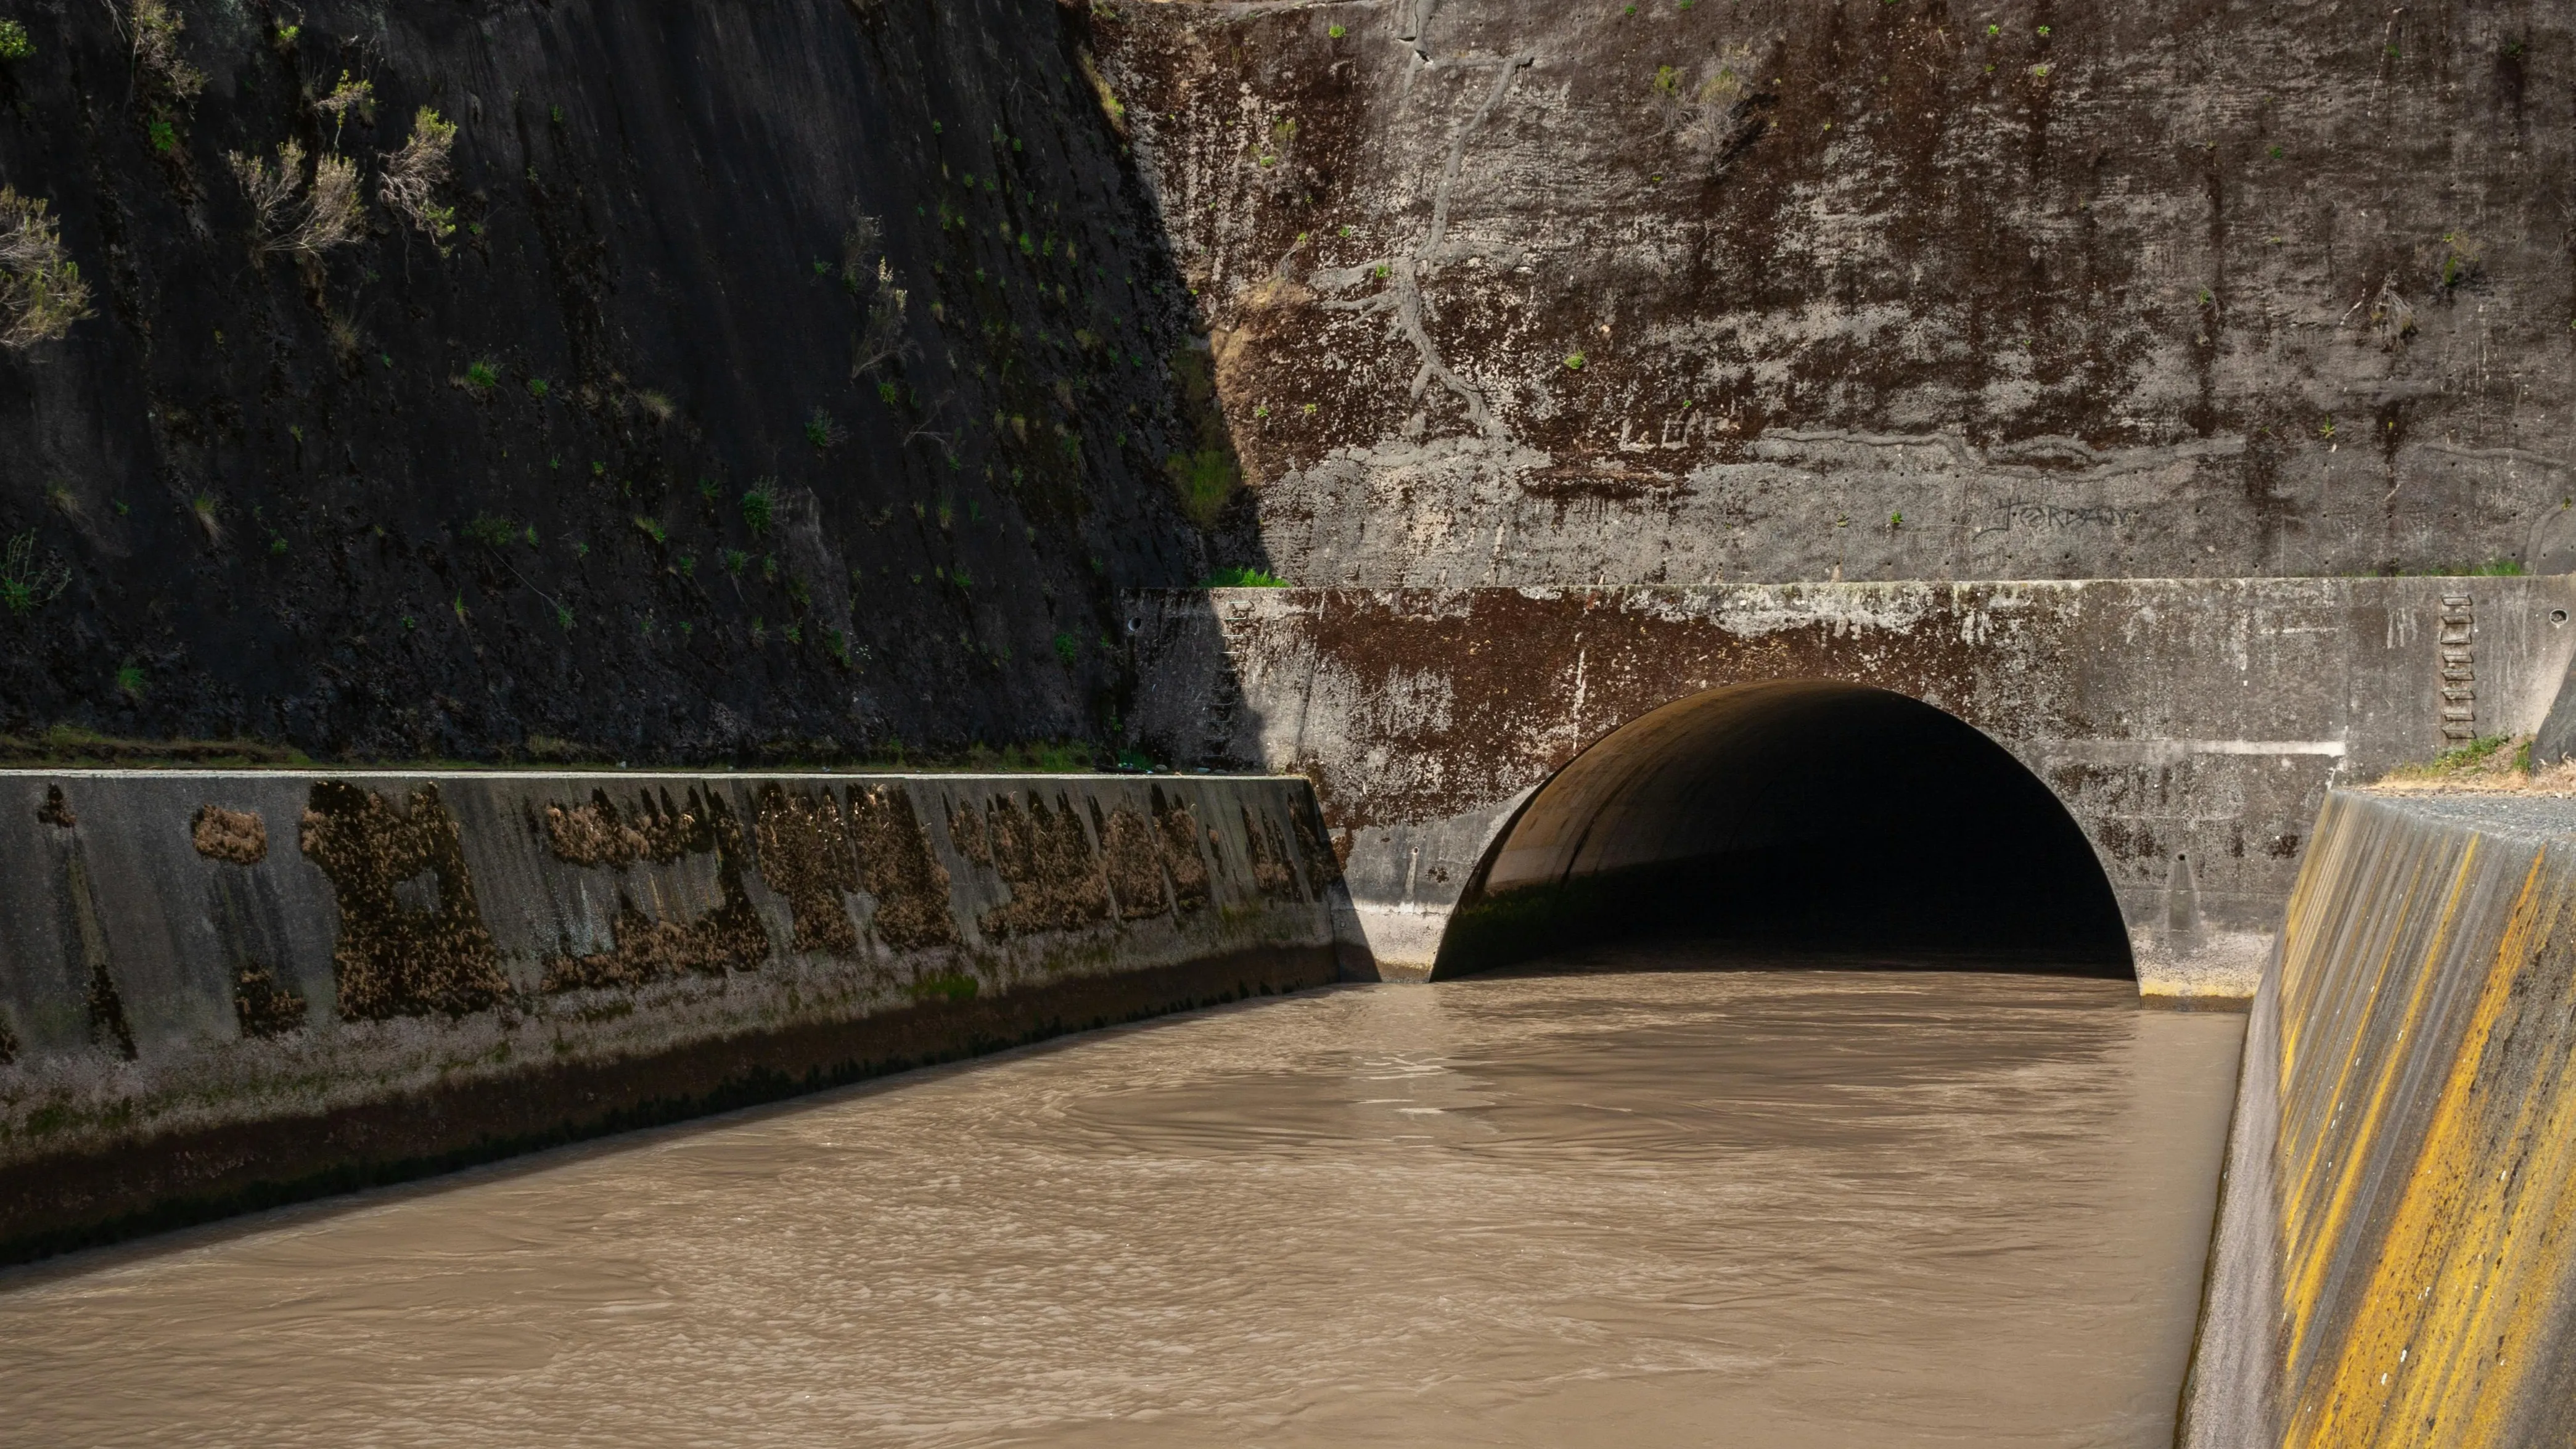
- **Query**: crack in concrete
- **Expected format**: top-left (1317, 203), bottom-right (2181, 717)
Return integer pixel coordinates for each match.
top-left (1322, 52), bottom-right (1534, 442)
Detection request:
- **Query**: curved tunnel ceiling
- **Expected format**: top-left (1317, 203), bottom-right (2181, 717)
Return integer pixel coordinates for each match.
top-left (1434, 679), bottom-right (2135, 979)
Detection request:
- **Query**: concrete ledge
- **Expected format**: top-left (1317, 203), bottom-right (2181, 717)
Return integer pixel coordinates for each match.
top-left (0, 770), bottom-right (1355, 1262)
top-left (2183, 789), bottom-right (2576, 1447)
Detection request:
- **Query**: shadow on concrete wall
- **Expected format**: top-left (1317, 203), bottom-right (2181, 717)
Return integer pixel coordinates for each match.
top-left (1432, 679), bottom-right (2135, 979)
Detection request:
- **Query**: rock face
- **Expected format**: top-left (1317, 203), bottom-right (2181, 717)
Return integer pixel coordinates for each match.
top-left (0, 0), bottom-right (1229, 758)
top-left (6, 0), bottom-right (2569, 758)
top-left (1094, 1), bottom-right (2576, 586)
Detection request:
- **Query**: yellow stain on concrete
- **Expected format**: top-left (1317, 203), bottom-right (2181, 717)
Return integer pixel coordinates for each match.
top-left (2278, 827), bottom-right (2474, 1359)
top-left (2264, 794), bottom-right (2576, 1449)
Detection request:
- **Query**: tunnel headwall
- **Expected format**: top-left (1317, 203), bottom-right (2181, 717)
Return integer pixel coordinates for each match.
top-left (2183, 790), bottom-right (2576, 1447)
top-left (1130, 578), bottom-right (2576, 995)
top-left (0, 770), bottom-right (1352, 1263)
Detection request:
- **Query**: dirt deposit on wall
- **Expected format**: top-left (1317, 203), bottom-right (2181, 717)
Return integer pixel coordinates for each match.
top-left (36, 786), bottom-right (73, 828)
top-left (753, 785), bottom-right (864, 955)
top-left (230, 965), bottom-right (308, 1038)
top-left (1151, 787), bottom-right (1213, 913)
top-left (298, 781), bottom-right (511, 1020)
top-left (191, 807), bottom-right (268, 864)
top-left (951, 792), bottom-right (1115, 938)
top-left (1095, 802), bottom-right (1172, 920)
top-left (539, 787), bottom-right (771, 991)
top-left (1240, 805), bottom-right (1303, 901)
top-left (848, 784), bottom-right (961, 950)
top-left (543, 789), bottom-right (715, 867)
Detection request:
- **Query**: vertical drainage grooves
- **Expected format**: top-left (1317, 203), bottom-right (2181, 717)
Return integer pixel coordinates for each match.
top-left (1434, 679), bottom-right (2134, 978)
top-left (2183, 791), bottom-right (2576, 1447)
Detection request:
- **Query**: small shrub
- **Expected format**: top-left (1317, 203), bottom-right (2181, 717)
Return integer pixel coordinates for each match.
top-left (554, 603), bottom-right (573, 631)
top-left (638, 389), bottom-right (674, 423)
top-left (314, 70), bottom-right (374, 142)
top-left (720, 548), bottom-right (748, 575)
top-left (0, 20), bottom-right (35, 62)
top-left (227, 142), bottom-right (364, 256)
top-left (631, 515), bottom-right (667, 544)
top-left (804, 408), bottom-right (844, 448)
top-left (527, 377), bottom-right (550, 400)
top-left (1165, 448), bottom-right (1240, 528)
top-left (740, 484), bottom-right (776, 535)
top-left (1199, 565), bottom-right (1286, 588)
top-left (0, 530), bottom-right (70, 613)
top-left (676, 553), bottom-right (696, 577)
top-left (0, 188), bottom-right (94, 348)
top-left (378, 107), bottom-right (459, 250)
top-left (462, 359), bottom-right (500, 392)
top-left (2438, 232), bottom-right (2481, 291)
top-left (115, 662), bottom-right (146, 699)
top-left (146, 119), bottom-right (178, 154)
top-left (462, 513), bottom-right (523, 547)
top-left (1328, 22), bottom-right (1347, 38)
top-left (128, 0), bottom-right (203, 101)
top-left (848, 255), bottom-right (910, 377)
top-left (2469, 558), bottom-right (2526, 577)
top-left (1564, 351), bottom-right (1586, 370)
top-left (1077, 48), bottom-right (1126, 135)
top-left (1052, 631), bottom-right (1080, 664)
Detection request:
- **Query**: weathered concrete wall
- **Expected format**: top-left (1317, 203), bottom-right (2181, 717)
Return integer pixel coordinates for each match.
top-left (2183, 790), bottom-right (2576, 1448)
top-left (0, 770), bottom-right (1352, 1260)
top-left (1094, 1), bottom-right (2576, 586)
top-left (1128, 577), bottom-right (2576, 992)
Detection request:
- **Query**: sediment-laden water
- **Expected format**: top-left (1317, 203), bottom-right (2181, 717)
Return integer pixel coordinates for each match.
top-left (0, 948), bottom-right (2244, 1447)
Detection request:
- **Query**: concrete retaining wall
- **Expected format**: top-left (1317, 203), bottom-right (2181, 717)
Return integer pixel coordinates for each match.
top-left (2183, 790), bottom-right (2576, 1447)
top-left (0, 770), bottom-right (1354, 1262)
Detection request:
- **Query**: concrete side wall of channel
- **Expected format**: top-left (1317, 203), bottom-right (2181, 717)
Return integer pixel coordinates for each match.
top-left (0, 771), bottom-right (1356, 1263)
top-left (2184, 790), bottom-right (2576, 1448)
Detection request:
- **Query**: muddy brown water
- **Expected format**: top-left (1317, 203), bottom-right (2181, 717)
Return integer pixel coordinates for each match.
top-left (0, 947), bottom-right (2244, 1447)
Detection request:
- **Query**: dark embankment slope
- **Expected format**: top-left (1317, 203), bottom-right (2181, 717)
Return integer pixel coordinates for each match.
top-left (0, 0), bottom-right (1250, 760)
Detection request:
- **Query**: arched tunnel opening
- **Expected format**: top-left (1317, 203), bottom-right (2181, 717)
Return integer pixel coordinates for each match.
top-left (1432, 680), bottom-right (2135, 980)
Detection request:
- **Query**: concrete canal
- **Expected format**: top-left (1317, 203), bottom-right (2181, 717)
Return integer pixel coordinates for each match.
top-left (0, 946), bottom-right (2241, 1448)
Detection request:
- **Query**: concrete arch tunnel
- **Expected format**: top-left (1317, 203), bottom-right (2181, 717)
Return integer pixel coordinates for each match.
top-left (1429, 680), bottom-right (2137, 980)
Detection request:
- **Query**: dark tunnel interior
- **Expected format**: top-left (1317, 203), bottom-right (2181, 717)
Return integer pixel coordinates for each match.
top-left (1431, 680), bottom-right (2136, 979)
